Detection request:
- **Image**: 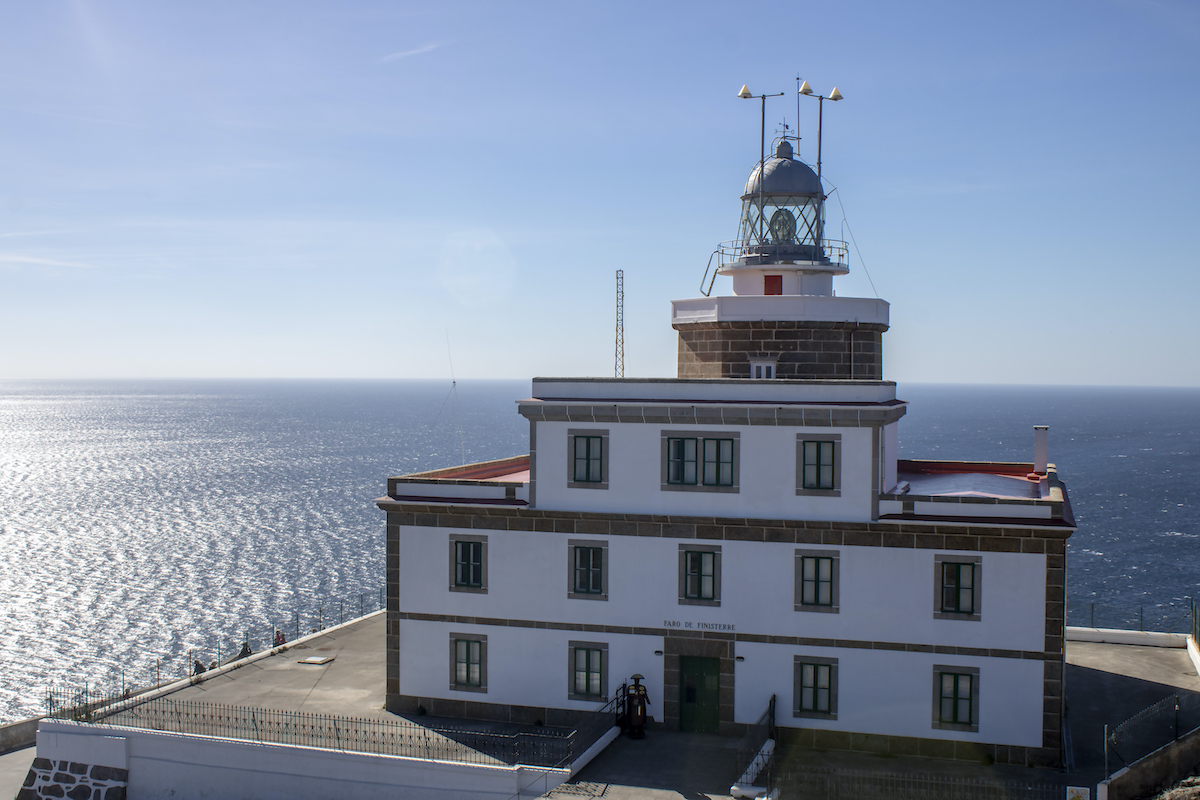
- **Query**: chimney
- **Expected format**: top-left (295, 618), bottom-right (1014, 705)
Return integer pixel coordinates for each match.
top-left (1033, 426), bottom-right (1049, 474)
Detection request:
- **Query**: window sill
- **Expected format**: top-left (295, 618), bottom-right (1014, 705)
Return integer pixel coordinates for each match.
top-left (449, 585), bottom-right (488, 594)
top-left (933, 612), bottom-right (980, 622)
top-left (932, 721), bottom-right (978, 733)
top-left (568, 693), bottom-right (608, 703)
top-left (795, 488), bottom-right (841, 497)
top-left (450, 684), bottom-right (487, 694)
top-left (794, 710), bottom-right (838, 720)
top-left (795, 604), bottom-right (839, 614)
top-left (567, 481), bottom-right (608, 490)
top-left (679, 597), bottom-right (720, 607)
top-left (661, 483), bottom-right (739, 494)
top-left (568, 592), bottom-right (608, 601)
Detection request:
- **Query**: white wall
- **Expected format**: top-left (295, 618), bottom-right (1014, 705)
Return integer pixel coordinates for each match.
top-left (732, 643), bottom-right (1046, 748)
top-left (401, 529), bottom-right (1046, 652)
top-left (534, 421), bottom-right (875, 522)
top-left (400, 623), bottom-right (664, 717)
top-left (883, 422), bottom-right (898, 492)
top-left (399, 525), bottom-right (1047, 716)
top-left (37, 719), bottom-right (569, 800)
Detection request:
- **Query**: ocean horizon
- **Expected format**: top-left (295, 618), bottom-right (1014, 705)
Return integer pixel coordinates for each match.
top-left (0, 378), bottom-right (1196, 723)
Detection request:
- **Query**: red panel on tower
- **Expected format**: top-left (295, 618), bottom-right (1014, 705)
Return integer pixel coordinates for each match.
top-left (764, 275), bottom-right (782, 295)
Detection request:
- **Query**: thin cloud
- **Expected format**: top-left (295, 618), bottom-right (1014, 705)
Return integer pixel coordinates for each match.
top-left (0, 254), bottom-right (96, 269)
top-left (378, 41), bottom-right (446, 64)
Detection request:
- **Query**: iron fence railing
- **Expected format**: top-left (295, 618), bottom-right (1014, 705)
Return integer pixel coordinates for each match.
top-left (43, 690), bottom-right (619, 769)
top-left (775, 767), bottom-right (1063, 800)
top-left (734, 694), bottom-right (776, 791)
top-left (565, 684), bottom-right (625, 763)
top-left (700, 239), bottom-right (850, 295)
top-left (1105, 691), bottom-right (1200, 776)
top-left (1067, 599), bottom-right (1194, 633)
top-left (49, 585), bottom-right (386, 709)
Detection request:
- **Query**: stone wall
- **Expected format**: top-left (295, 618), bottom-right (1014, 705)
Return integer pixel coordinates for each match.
top-left (674, 320), bottom-right (886, 380)
top-left (19, 757), bottom-right (127, 800)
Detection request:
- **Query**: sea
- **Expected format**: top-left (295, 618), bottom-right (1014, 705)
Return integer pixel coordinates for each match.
top-left (0, 379), bottom-right (1197, 724)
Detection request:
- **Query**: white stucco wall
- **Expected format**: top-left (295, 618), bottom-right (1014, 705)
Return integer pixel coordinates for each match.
top-left (401, 529), bottom-right (1046, 653)
top-left (533, 421), bottom-right (876, 522)
top-left (732, 643), bottom-right (1046, 747)
top-left (399, 521), bottom-right (1047, 743)
top-left (37, 719), bottom-right (569, 800)
top-left (883, 421), bottom-right (898, 492)
top-left (400, 623), bottom-right (664, 717)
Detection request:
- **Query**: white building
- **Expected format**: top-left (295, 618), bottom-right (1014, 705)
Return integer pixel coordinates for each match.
top-left (377, 136), bottom-right (1073, 768)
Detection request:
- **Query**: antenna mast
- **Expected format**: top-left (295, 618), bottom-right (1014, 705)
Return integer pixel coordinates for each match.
top-left (615, 270), bottom-right (625, 378)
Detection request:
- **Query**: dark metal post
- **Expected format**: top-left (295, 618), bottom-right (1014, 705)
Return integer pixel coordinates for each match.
top-left (1139, 606), bottom-right (1144, 631)
top-left (759, 95), bottom-right (765, 245)
top-left (1091, 602), bottom-right (1095, 628)
top-left (1104, 723), bottom-right (1109, 778)
top-left (816, 95), bottom-right (823, 186)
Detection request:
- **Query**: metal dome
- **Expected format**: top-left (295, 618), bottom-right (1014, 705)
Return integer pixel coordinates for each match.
top-left (741, 139), bottom-right (822, 198)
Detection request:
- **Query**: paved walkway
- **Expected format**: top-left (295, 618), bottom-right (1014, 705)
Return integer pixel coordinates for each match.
top-left (163, 611), bottom-right (389, 717)
top-left (0, 747), bottom-right (33, 800)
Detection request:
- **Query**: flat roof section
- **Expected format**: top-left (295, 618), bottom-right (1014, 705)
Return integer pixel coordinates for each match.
top-left (400, 455), bottom-right (529, 484)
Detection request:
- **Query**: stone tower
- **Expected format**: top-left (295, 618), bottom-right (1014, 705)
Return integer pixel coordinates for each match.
top-left (672, 138), bottom-right (888, 380)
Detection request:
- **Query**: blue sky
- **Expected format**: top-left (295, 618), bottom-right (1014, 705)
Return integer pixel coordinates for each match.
top-left (1, 1), bottom-right (1197, 384)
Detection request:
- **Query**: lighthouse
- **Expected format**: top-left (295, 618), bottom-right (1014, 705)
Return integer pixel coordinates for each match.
top-left (673, 137), bottom-right (889, 380)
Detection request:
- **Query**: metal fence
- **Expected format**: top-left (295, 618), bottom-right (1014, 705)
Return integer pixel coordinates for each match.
top-left (733, 694), bottom-right (776, 790)
top-left (50, 585), bottom-right (385, 708)
top-left (774, 767), bottom-right (1064, 800)
top-left (45, 690), bottom-right (619, 769)
top-left (1105, 691), bottom-right (1200, 776)
top-left (1067, 599), bottom-right (1194, 633)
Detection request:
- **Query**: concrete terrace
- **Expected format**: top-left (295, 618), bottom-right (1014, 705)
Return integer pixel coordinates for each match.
top-left (3, 615), bottom-right (1199, 799)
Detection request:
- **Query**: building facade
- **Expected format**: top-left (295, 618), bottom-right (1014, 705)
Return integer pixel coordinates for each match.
top-left (377, 136), bottom-right (1073, 768)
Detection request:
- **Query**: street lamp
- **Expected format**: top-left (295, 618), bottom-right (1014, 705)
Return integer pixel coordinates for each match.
top-left (797, 79), bottom-right (843, 187)
top-left (739, 84), bottom-right (785, 245)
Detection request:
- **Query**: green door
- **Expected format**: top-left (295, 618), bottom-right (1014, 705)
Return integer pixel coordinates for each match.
top-left (679, 656), bottom-right (720, 733)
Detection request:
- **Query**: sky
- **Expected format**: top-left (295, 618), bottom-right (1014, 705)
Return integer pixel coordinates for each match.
top-left (1, 0), bottom-right (1198, 385)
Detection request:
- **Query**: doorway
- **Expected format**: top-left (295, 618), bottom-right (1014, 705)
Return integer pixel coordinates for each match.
top-left (679, 656), bottom-right (720, 733)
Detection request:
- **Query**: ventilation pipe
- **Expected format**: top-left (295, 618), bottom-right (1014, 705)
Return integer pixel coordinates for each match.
top-left (1033, 426), bottom-right (1049, 474)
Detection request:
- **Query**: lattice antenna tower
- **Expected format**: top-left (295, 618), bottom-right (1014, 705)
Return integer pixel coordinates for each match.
top-left (614, 270), bottom-right (625, 378)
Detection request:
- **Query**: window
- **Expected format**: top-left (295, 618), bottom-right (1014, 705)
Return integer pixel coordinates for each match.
top-left (932, 666), bottom-right (979, 731)
top-left (568, 641), bottom-right (608, 701)
top-left (795, 434), bottom-right (841, 497)
top-left (702, 439), bottom-right (734, 486)
top-left (567, 429), bottom-right (608, 489)
top-left (668, 437), bottom-right (697, 484)
top-left (942, 562), bottom-right (975, 613)
top-left (795, 549), bottom-right (839, 613)
top-left (448, 534), bottom-right (487, 594)
top-left (685, 551), bottom-right (715, 599)
top-left (449, 633), bottom-right (487, 692)
top-left (764, 275), bottom-right (783, 295)
top-left (933, 554), bottom-right (982, 621)
top-left (678, 544), bottom-right (721, 606)
top-left (749, 360), bottom-right (776, 379)
top-left (661, 431), bottom-right (739, 493)
top-left (802, 441), bottom-right (835, 489)
top-left (567, 539), bottom-right (608, 600)
top-left (456, 541), bottom-right (482, 587)
top-left (793, 656), bottom-right (838, 719)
